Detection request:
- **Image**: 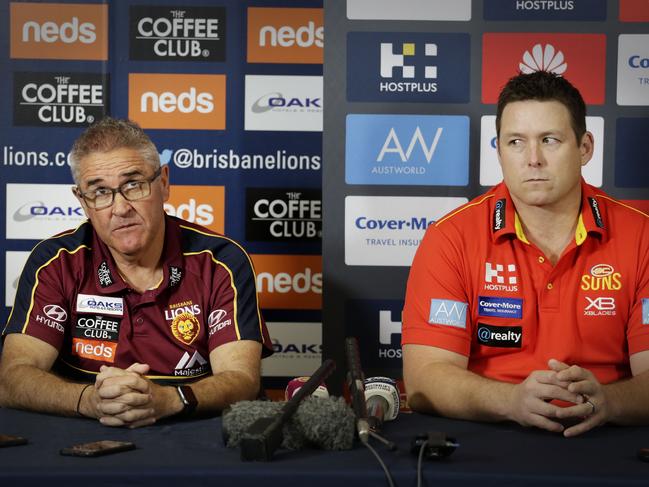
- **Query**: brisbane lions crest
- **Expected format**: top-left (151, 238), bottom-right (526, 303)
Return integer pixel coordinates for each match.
top-left (171, 312), bottom-right (200, 345)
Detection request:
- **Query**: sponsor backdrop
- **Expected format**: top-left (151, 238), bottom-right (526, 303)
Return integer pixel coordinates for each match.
top-left (323, 0), bottom-right (649, 392)
top-left (0, 0), bottom-right (323, 389)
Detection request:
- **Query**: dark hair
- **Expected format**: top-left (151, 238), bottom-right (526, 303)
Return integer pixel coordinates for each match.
top-left (496, 71), bottom-right (586, 143)
top-left (69, 117), bottom-right (159, 184)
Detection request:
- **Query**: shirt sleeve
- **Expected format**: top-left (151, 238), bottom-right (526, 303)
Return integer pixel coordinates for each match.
top-left (402, 222), bottom-right (473, 356)
top-left (625, 219), bottom-right (649, 357)
top-left (206, 242), bottom-right (273, 357)
top-left (3, 243), bottom-right (69, 351)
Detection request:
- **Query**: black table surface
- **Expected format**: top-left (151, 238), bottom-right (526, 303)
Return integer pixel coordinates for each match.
top-left (1, 406), bottom-right (649, 486)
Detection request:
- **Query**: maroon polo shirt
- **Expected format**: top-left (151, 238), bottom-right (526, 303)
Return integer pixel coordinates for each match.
top-left (3, 215), bottom-right (272, 383)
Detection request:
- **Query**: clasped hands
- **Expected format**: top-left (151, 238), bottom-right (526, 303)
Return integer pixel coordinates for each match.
top-left (509, 358), bottom-right (608, 437)
top-left (85, 363), bottom-right (175, 428)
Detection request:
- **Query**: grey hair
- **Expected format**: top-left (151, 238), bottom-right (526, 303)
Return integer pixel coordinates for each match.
top-left (69, 117), bottom-right (160, 184)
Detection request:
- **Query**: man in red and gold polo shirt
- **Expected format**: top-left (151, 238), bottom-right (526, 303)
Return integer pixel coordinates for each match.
top-left (403, 72), bottom-right (649, 437)
top-left (0, 118), bottom-right (272, 428)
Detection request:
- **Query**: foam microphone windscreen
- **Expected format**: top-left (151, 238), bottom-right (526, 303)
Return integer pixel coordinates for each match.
top-left (222, 396), bottom-right (355, 451)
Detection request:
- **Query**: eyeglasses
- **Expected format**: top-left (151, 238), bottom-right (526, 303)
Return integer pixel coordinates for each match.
top-left (75, 167), bottom-right (162, 210)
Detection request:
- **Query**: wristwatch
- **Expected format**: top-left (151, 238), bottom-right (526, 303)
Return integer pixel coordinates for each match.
top-left (175, 385), bottom-right (198, 417)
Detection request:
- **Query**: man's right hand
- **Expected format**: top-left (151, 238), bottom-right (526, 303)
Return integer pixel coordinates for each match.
top-left (88, 363), bottom-right (156, 428)
top-left (508, 369), bottom-right (585, 432)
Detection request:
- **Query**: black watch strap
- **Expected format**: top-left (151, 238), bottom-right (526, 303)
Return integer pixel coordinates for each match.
top-left (176, 385), bottom-right (198, 417)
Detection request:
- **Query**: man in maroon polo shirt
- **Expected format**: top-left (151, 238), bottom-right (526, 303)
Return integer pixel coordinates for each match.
top-left (0, 118), bottom-right (272, 428)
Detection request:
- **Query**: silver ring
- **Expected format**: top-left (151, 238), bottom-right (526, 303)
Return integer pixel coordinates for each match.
top-left (585, 399), bottom-right (596, 415)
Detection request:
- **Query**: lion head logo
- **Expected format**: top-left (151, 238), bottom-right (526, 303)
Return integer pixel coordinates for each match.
top-left (171, 312), bottom-right (200, 345)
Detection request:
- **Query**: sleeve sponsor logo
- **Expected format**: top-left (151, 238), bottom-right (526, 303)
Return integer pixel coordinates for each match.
top-left (74, 316), bottom-right (121, 341)
top-left (246, 188), bottom-right (322, 242)
top-left (13, 72), bottom-right (109, 127)
top-left (76, 294), bottom-right (124, 316)
top-left (10, 3), bottom-right (108, 60)
top-left (208, 309), bottom-right (231, 336)
top-left (36, 304), bottom-right (68, 333)
top-left (482, 33), bottom-right (606, 104)
top-left (247, 7), bottom-right (323, 64)
top-left (129, 6), bottom-right (226, 61)
top-left (128, 73), bottom-right (226, 130)
top-left (72, 338), bottom-right (116, 362)
top-left (580, 264), bottom-right (622, 291)
top-left (428, 299), bottom-right (468, 328)
top-left (478, 296), bottom-right (523, 319)
top-left (43, 304), bottom-right (68, 322)
top-left (252, 254), bottom-right (322, 309)
top-left (476, 323), bottom-right (522, 348)
top-left (642, 299), bottom-right (649, 325)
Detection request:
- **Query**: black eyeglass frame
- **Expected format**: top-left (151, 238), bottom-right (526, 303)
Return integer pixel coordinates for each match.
top-left (74, 167), bottom-right (163, 210)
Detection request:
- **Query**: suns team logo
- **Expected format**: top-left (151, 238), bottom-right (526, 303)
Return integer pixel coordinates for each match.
top-left (171, 311), bottom-right (200, 345)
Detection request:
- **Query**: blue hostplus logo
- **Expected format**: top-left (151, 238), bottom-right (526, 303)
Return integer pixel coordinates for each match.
top-left (643, 298), bottom-right (649, 325)
top-left (347, 32), bottom-right (470, 102)
top-left (483, 0), bottom-right (606, 21)
top-left (345, 114), bottom-right (469, 186)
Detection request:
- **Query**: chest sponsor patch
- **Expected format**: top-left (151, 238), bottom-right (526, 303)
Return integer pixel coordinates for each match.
top-left (76, 294), bottom-right (124, 316)
top-left (428, 299), bottom-right (468, 329)
top-left (643, 299), bottom-right (649, 325)
top-left (73, 315), bottom-right (121, 342)
top-left (72, 338), bottom-right (117, 363)
top-left (476, 323), bottom-right (522, 348)
top-left (478, 296), bottom-right (523, 319)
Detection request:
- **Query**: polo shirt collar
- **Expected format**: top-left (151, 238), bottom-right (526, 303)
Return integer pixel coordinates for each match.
top-left (91, 214), bottom-right (185, 294)
top-left (490, 178), bottom-right (607, 245)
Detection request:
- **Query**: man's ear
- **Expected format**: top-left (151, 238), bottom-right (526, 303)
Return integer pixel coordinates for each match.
top-left (579, 131), bottom-right (594, 167)
top-left (160, 164), bottom-right (170, 202)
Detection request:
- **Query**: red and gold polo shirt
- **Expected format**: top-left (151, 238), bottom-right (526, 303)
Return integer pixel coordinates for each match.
top-left (403, 179), bottom-right (649, 385)
top-left (3, 215), bottom-right (272, 383)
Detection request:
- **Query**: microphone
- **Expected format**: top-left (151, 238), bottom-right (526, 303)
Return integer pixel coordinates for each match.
top-left (222, 396), bottom-right (355, 452)
top-left (238, 359), bottom-right (336, 461)
top-left (364, 377), bottom-right (400, 432)
top-left (344, 336), bottom-right (370, 443)
top-left (285, 376), bottom-right (330, 401)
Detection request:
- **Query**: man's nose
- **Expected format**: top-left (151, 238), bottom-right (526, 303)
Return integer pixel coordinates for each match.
top-left (527, 142), bottom-right (543, 167)
top-left (111, 191), bottom-right (132, 216)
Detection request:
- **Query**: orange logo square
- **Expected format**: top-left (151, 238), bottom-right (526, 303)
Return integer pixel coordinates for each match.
top-left (72, 338), bottom-right (117, 363)
top-left (247, 7), bottom-right (323, 64)
top-left (165, 185), bottom-right (225, 234)
top-left (10, 2), bottom-right (108, 60)
top-left (129, 73), bottom-right (226, 130)
top-left (251, 254), bottom-right (322, 309)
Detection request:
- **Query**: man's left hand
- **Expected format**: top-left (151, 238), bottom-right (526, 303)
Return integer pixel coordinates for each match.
top-left (548, 358), bottom-right (608, 437)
